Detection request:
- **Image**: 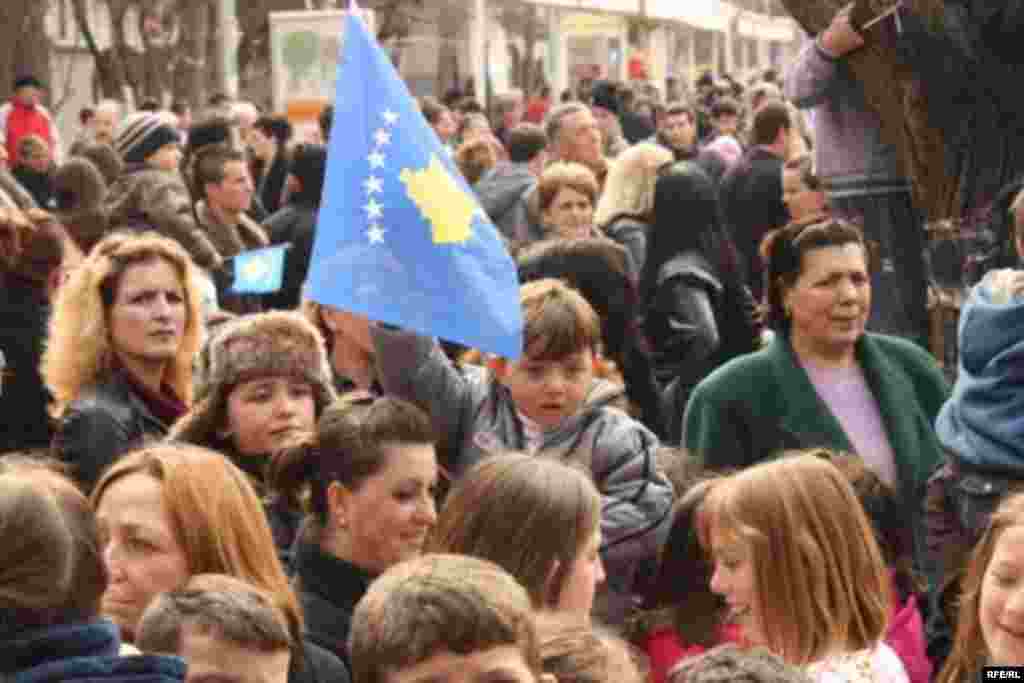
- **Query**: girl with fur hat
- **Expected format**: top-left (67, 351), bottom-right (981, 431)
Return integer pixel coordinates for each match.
top-left (44, 231), bottom-right (205, 493)
top-left (170, 310), bottom-right (338, 561)
top-left (268, 393), bottom-right (438, 665)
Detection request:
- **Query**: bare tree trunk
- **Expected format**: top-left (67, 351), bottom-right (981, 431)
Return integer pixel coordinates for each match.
top-left (0, 0), bottom-right (54, 102)
top-left (778, 0), bottom-right (957, 218)
top-left (173, 0), bottom-right (211, 109)
top-left (436, 2), bottom-right (464, 96)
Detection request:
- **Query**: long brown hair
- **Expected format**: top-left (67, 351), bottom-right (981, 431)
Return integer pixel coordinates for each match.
top-left (699, 453), bottom-right (890, 665)
top-left (90, 443), bottom-right (303, 644)
top-left (269, 393), bottom-right (437, 543)
top-left (427, 453), bottom-right (601, 609)
top-left (939, 492), bottom-right (1024, 683)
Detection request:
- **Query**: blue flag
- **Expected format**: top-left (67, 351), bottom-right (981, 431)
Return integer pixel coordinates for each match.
top-left (232, 244), bottom-right (289, 294)
top-left (306, 11), bottom-right (523, 359)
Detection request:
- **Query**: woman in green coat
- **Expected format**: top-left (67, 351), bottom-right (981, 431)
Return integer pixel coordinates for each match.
top-left (683, 217), bottom-right (948, 557)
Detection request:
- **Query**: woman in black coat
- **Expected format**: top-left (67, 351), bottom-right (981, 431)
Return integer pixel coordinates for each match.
top-left (248, 116), bottom-right (293, 216)
top-left (639, 161), bottom-right (762, 443)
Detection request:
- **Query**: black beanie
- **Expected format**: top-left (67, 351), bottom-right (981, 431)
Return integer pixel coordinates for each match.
top-left (115, 113), bottom-right (181, 165)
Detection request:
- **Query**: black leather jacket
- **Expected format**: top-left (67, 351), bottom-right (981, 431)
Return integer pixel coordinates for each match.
top-left (52, 371), bottom-right (169, 493)
top-left (643, 251), bottom-right (761, 443)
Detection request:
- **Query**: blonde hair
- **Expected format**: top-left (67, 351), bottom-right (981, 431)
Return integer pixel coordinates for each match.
top-left (939, 492), bottom-right (1024, 683)
top-left (90, 443), bottom-right (303, 643)
top-left (537, 162), bottom-right (600, 213)
top-left (455, 137), bottom-right (498, 185)
top-left (700, 453), bottom-right (890, 666)
top-left (42, 231), bottom-right (204, 417)
top-left (593, 143), bottom-right (672, 228)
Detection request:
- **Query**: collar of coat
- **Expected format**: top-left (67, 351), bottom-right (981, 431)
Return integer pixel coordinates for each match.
top-left (194, 199), bottom-right (268, 258)
top-left (762, 333), bottom-right (939, 493)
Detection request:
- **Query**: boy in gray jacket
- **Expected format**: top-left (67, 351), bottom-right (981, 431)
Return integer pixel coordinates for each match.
top-left (371, 278), bottom-right (673, 623)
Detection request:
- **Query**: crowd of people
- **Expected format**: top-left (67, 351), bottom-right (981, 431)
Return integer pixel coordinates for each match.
top-left (4, 8), bottom-right (1024, 683)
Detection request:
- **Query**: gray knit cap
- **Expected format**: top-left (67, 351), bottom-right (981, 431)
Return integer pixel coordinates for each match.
top-left (115, 112), bottom-right (180, 165)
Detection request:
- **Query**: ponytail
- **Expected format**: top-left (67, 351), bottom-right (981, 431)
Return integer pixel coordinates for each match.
top-left (267, 394), bottom-right (436, 543)
top-left (268, 434), bottom-right (328, 536)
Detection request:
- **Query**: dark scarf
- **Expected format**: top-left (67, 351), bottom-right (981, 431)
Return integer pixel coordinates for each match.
top-left (113, 359), bottom-right (187, 427)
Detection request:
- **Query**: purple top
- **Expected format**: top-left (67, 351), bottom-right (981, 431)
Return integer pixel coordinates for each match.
top-left (802, 358), bottom-right (899, 487)
top-left (784, 39), bottom-right (909, 198)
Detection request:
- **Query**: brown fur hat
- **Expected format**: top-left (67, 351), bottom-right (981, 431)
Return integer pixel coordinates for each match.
top-left (170, 311), bottom-right (337, 450)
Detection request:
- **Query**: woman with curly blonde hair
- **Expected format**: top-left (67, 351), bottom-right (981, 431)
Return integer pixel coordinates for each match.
top-left (593, 142), bottom-right (673, 275)
top-left (43, 231), bottom-right (204, 493)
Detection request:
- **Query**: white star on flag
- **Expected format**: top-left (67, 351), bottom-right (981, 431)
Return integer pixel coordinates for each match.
top-left (368, 150), bottom-right (385, 168)
top-left (367, 224), bottom-right (387, 244)
top-left (363, 198), bottom-right (383, 219)
top-left (363, 175), bottom-right (383, 195)
top-left (374, 129), bottom-right (392, 146)
top-left (382, 110), bottom-right (399, 125)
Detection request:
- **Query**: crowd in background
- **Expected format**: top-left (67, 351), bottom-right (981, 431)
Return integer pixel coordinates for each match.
top-left (5, 8), bottom-right (1024, 682)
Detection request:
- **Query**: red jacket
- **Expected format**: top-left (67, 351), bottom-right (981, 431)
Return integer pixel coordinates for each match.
top-left (643, 623), bottom-right (744, 683)
top-left (1, 100), bottom-right (57, 164)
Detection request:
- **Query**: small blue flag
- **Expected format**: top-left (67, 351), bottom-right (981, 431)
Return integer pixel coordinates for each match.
top-left (232, 244), bottom-right (289, 294)
top-left (306, 11), bottom-right (523, 359)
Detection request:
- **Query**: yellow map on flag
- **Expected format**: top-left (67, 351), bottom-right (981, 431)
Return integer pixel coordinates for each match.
top-left (400, 155), bottom-right (476, 244)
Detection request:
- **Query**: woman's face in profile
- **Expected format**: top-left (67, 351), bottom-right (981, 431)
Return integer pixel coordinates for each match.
top-left (96, 473), bottom-right (190, 640)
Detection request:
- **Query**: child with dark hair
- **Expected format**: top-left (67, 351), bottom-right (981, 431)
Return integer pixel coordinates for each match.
top-left (632, 475), bottom-right (742, 683)
top-left (372, 278), bottom-right (674, 626)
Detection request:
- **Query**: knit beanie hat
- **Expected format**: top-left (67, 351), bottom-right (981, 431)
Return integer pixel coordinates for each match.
top-left (170, 311), bottom-right (337, 447)
top-left (115, 112), bottom-right (181, 165)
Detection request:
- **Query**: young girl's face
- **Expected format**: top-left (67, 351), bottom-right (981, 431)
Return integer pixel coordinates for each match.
top-left (709, 525), bottom-right (765, 646)
top-left (981, 524), bottom-right (1024, 665)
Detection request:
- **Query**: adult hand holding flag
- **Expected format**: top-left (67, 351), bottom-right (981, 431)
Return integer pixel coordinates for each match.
top-left (306, 7), bottom-right (523, 359)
